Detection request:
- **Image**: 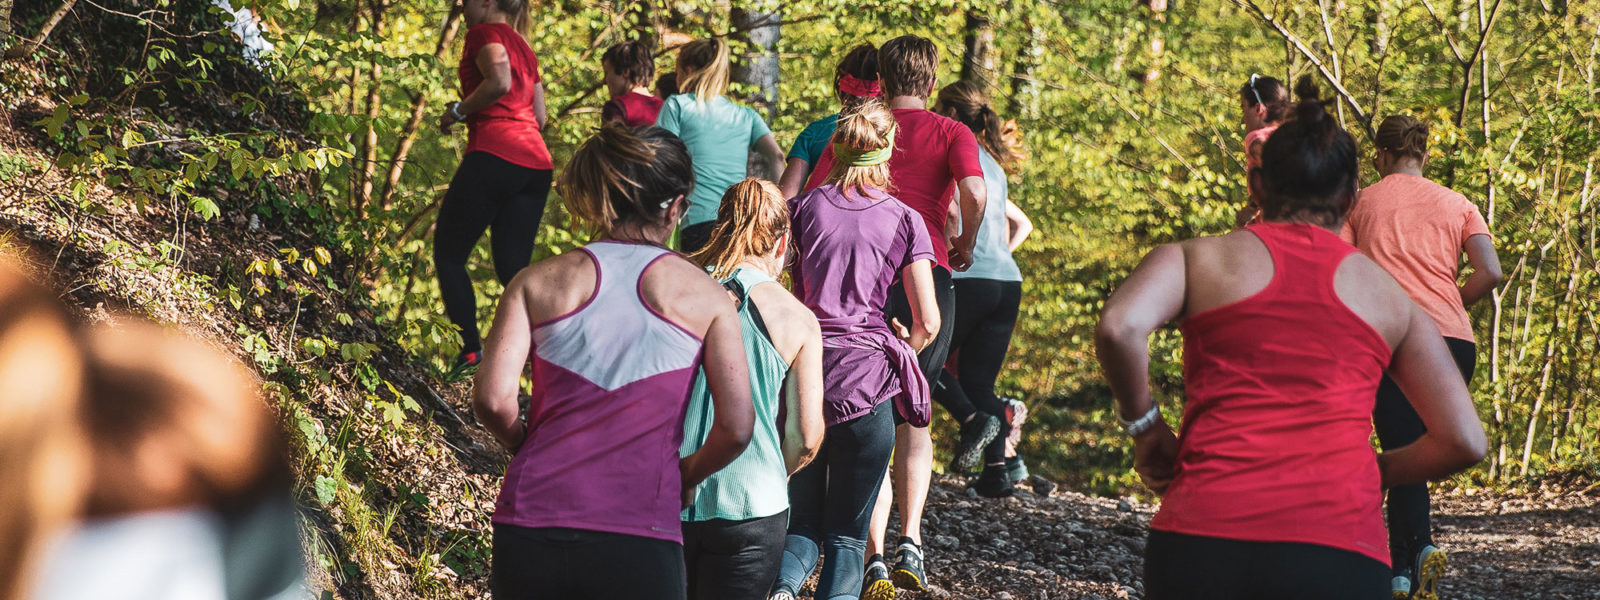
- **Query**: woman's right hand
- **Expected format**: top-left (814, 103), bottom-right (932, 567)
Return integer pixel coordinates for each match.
top-left (1133, 419), bottom-right (1179, 494)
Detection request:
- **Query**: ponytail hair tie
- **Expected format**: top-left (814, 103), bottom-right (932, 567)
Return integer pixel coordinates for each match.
top-left (838, 74), bottom-right (881, 98)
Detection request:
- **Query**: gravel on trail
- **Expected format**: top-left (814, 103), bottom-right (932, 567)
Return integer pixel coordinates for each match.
top-left (823, 475), bottom-right (1600, 600)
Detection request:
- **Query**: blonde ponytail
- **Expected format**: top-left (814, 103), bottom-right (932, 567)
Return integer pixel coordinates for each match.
top-left (677, 38), bottom-right (731, 101)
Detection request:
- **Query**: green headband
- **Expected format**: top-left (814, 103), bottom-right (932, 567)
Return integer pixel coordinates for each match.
top-left (833, 131), bottom-right (896, 167)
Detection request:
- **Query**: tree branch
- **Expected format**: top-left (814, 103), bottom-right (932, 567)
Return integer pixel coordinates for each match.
top-left (1229, 0), bottom-right (1374, 139)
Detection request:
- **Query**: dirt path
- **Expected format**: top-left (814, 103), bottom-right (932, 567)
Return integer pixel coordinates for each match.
top-left (870, 476), bottom-right (1600, 599)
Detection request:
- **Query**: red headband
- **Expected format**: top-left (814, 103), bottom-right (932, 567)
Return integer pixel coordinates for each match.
top-left (838, 74), bottom-right (881, 98)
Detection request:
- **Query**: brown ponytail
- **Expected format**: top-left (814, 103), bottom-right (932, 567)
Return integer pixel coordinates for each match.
top-left (559, 125), bottom-right (696, 237)
top-left (935, 81), bottom-right (1022, 168)
top-left (688, 179), bottom-right (789, 281)
top-left (1255, 75), bottom-right (1360, 226)
top-left (1374, 115), bottom-right (1429, 162)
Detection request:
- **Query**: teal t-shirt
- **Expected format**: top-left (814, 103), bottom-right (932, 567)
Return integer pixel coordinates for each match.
top-left (680, 268), bottom-right (792, 522)
top-left (655, 94), bottom-right (773, 226)
top-left (954, 147), bottom-right (1023, 282)
top-left (787, 113), bottom-right (840, 166)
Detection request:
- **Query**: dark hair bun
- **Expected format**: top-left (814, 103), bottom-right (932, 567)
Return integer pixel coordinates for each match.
top-left (1293, 74), bottom-right (1326, 125)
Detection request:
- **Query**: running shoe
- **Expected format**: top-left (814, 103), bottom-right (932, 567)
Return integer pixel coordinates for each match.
top-left (973, 464), bottom-right (1015, 498)
top-left (862, 555), bottom-right (896, 600)
top-left (769, 590), bottom-right (796, 600)
top-left (1413, 545), bottom-right (1448, 600)
top-left (1006, 455), bottom-right (1029, 483)
top-left (890, 537), bottom-right (928, 592)
top-left (444, 350), bottom-right (481, 381)
top-left (953, 412), bottom-right (1002, 473)
top-left (1390, 570), bottom-right (1412, 600)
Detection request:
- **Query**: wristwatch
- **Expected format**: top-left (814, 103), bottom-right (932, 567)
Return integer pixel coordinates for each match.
top-left (449, 102), bottom-right (467, 121)
top-left (1118, 404), bottom-right (1162, 437)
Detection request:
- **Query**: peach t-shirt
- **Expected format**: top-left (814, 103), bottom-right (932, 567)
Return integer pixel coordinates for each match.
top-left (1341, 173), bottom-right (1492, 341)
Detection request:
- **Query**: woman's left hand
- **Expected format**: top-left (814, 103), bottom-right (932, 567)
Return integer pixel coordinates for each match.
top-left (439, 106), bottom-right (461, 133)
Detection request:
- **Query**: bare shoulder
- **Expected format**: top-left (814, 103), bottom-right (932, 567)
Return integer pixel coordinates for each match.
top-left (1335, 251), bottom-right (1415, 347)
top-left (748, 279), bottom-right (819, 363)
top-left (510, 250), bottom-right (597, 322)
top-left (639, 252), bottom-right (731, 335)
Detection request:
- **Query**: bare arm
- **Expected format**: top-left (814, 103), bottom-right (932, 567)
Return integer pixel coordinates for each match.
top-left (532, 82), bottom-right (547, 130)
top-left (947, 175), bottom-right (987, 271)
top-left (1459, 234), bottom-right (1502, 306)
top-left (778, 157), bottom-right (810, 199)
top-left (1095, 244), bottom-right (1188, 493)
top-left (1005, 202), bottom-right (1033, 251)
top-left (678, 300), bottom-right (755, 500)
top-left (472, 279), bottom-right (533, 451)
top-left (442, 43), bottom-right (512, 132)
top-left (1376, 307), bottom-right (1488, 487)
top-left (782, 317), bottom-right (825, 474)
top-left (753, 134), bottom-right (786, 182)
top-left (895, 259), bottom-right (941, 351)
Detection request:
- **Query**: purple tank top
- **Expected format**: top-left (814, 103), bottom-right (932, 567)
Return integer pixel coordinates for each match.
top-left (492, 241), bottom-right (704, 543)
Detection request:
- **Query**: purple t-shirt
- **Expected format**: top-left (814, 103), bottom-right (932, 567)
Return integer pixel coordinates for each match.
top-left (790, 184), bottom-right (936, 425)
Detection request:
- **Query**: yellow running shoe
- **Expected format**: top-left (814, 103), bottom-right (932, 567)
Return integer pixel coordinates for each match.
top-left (862, 555), bottom-right (897, 600)
top-left (1413, 545), bottom-right (1448, 600)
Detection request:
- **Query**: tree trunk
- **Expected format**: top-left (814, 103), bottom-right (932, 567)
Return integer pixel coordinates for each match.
top-left (961, 9), bottom-right (996, 90)
top-left (731, 1), bottom-right (780, 179)
top-left (0, 0), bottom-right (13, 40)
top-left (378, 7), bottom-right (464, 211)
top-left (355, 0), bottom-right (390, 217)
top-left (1008, 10), bottom-right (1043, 119)
top-left (5, 0), bottom-right (76, 59)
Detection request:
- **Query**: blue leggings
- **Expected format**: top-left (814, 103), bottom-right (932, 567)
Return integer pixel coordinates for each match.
top-left (775, 401), bottom-right (895, 600)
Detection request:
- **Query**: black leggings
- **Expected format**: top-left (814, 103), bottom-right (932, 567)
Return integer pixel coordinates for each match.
top-left (683, 511), bottom-right (789, 600)
top-left (434, 152), bottom-right (553, 353)
top-left (491, 525), bottom-right (687, 600)
top-left (777, 401), bottom-right (895, 600)
top-left (1373, 336), bottom-right (1476, 572)
top-left (1144, 530), bottom-right (1389, 600)
top-left (932, 278), bottom-right (1021, 464)
top-left (886, 266), bottom-right (955, 424)
top-left (679, 221), bottom-right (716, 255)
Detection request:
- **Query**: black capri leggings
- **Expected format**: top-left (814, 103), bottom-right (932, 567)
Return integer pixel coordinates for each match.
top-left (492, 525), bottom-right (686, 600)
top-left (434, 152), bottom-right (552, 353)
top-left (932, 278), bottom-right (1022, 464)
top-left (1144, 530), bottom-right (1389, 600)
top-left (886, 266), bottom-right (956, 424)
top-left (1373, 336), bottom-right (1476, 572)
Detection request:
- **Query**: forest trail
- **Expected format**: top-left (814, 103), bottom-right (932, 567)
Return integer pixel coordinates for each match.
top-left (889, 476), bottom-right (1600, 600)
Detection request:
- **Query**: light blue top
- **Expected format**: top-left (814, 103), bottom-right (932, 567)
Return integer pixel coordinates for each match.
top-left (680, 268), bottom-right (791, 522)
top-left (955, 147), bottom-right (1023, 282)
top-left (655, 94), bottom-right (773, 226)
top-left (787, 113), bottom-right (840, 166)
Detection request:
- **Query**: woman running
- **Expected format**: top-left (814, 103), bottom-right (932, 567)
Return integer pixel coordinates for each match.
top-left (435, 0), bottom-right (553, 372)
top-left (1096, 77), bottom-right (1487, 600)
top-left (1343, 114), bottom-right (1502, 600)
top-left (655, 38), bottom-right (786, 254)
top-left (601, 41), bottom-right (663, 127)
top-left (680, 179), bottom-right (826, 600)
top-left (929, 81), bottom-right (1035, 496)
top-left (777, 43), bottom-right (879, 199)
top-left (473, 125), bottom-right (755, 600)
top-left (773, 100), bottom-right (941, 600)
top-left (1236, 73), bottom-right (1290, 226)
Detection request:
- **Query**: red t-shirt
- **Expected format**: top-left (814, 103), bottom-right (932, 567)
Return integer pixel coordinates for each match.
top-left (459, 23), bottom-right (553, 170)
top-left (603, 91), bottom-right (665, 128)
top-left (804, 108), bottom-right (983, 269)
top-left (1154, 223), bottom-right (1393, 567)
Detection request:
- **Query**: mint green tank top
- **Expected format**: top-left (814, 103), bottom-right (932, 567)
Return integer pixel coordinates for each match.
top-left (680, 267), bottom-right (792, 522)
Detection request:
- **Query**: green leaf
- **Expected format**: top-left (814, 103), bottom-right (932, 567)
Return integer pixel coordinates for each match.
top-left (314, 475), bottom-right (338, 506)
top-left (340, 342), bottom-right (373, 362)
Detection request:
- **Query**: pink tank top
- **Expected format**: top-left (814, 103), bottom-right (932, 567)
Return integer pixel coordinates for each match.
top-left (1151, 223), bottom-right (1393, 567)
top-left (493, 241), bottom-right (704, 543)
